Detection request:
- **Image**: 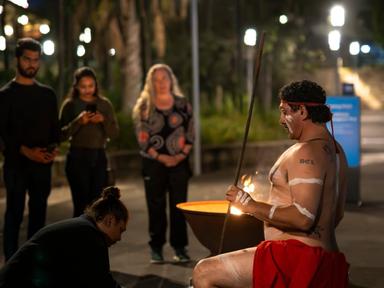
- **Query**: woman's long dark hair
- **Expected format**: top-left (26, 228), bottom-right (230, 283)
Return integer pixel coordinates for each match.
top-left (67, 66), bottom-right (100, 100)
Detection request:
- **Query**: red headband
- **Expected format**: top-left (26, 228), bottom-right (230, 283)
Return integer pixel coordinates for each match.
top-left (282, 101), bottom-right (325, 107)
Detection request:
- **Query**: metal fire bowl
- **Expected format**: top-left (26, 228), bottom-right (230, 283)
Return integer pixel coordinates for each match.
top-left (177, 200), bottom-right (264, 256)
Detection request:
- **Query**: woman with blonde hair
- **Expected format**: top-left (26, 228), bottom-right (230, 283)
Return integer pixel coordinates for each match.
top-left (133, 64), bottom-right (194, 264)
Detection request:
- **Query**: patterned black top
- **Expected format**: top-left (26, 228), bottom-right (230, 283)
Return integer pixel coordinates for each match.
top-left (136, 95), bottom-right (194, 158)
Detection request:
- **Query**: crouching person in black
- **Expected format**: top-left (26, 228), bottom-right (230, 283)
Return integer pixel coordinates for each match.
top-left (0, 186), bottom-right (128, 288)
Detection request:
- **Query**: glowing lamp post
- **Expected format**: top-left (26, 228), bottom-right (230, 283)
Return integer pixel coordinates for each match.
top-left (349, 41), bottom-right (360, 78)
top-left (328, 4), bottom-right (345, 95)
top-left (8, 0), bottom-right (28, 8)
top-left (43, 40), bottom-right (55, 56)
top-left (243, 28), bottom-right (257, 106)
top-left (330, 5), bottom-right (345, 27)
top-left (0, 36), bottom-right (6, 51)
top-left (279, 15), bottom-right (288, 25)
top-left (360, 44), bottom-right (370, 54)
top-left (349, 41), bottom-right (360, 56)
top-left (328, 30), bottom-right (341, 52)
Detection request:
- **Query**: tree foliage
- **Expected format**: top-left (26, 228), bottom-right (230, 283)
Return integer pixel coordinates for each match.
top-left (8, 0), bottom-right (378, 115)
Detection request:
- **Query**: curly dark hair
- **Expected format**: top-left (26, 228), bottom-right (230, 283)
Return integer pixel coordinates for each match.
top-left (15, 38), bottom-right (41, 58)
top-left (85, 186), bottom-right (129, 223)
top-left (279, 80), bottom-right (332, 123)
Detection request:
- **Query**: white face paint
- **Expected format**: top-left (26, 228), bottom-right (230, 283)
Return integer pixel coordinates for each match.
top-left (285, 115), bottom-right (294, 133)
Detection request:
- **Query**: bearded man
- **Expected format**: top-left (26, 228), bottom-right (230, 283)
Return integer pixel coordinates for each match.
top-left (193, 80), bottom-right (349, 288)
top-left (0, 38), bottom-right (59, 261)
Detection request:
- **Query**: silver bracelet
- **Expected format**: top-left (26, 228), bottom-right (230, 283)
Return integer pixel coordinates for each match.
top-left (268, 205), bottom-right (278, 220)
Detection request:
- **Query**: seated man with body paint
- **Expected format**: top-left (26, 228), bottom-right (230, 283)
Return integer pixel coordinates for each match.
top-left (192, 80), bottom-right (349, 288)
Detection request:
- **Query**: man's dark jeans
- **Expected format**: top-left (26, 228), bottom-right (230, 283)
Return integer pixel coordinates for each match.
top-left (3, 160), bottom-right (51, 261)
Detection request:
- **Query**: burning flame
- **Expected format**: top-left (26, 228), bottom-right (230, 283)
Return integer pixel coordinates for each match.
top-left (230, 173), bottom-right (258, 215)
top-left (230, 206), bottom-right (243, 215)
top-left (241, 173), bottom-right (256, 193)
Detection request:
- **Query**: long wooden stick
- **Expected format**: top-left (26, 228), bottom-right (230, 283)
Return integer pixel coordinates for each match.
top-left (218, 32), bottom-right (266, 254)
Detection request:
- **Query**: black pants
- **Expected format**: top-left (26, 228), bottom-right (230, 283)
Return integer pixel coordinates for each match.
top-left (3, 160), bottom-right (52, 260)
top-left (142, 157), bottom-right (191, 251)
top-left (65, 148), bottom-right (107, 217)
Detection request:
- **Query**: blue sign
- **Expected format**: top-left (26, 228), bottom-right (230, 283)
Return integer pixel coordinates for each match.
top-left (326, 96), bottom-right (361, 168)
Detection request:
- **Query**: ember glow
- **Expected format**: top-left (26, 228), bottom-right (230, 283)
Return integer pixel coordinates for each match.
top-left (230, 173), bottom-right (258, 215)
top-left (230, 206), bottom-right (243, 215)
top-left (241, 173), bottom-right (256, 193)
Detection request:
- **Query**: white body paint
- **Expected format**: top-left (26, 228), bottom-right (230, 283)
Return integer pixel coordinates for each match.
top-left (217, 253), bottom-right (242, 283)
top-left (288, 178), bottom-right (323, 186)
top-left (293, 202), bottom-right (315, 221)
top-left (236, 190), bottom-right (251, 206)
top-left (285, 115), bottom-right (294, 133)
top-left (268, 205), bottom-right (278, 220)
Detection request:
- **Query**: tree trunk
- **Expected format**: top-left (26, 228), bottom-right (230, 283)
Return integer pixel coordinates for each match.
top-left (139, 0), bottom-right (151, 72)
top-left (118, 0), bottom-right (142, 114)
top-left (180, 0), bottom-right (189, 19)
top-left (258, 53), bottom-right (273, 112)
top-left (263, 53), bottom-right (273, 111)
top-left (93, 0), bottom-right (117, 90)
top-left (215, 85), bottom-right (223, 112)
top-left (151, 0), bottom-right (166, 59)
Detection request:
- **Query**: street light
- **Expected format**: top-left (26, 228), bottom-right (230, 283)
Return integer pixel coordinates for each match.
top-left (77, 45), bottom-right (86, 57)
top-left (329, 4), bottom-right (345, 95)
top-left (79, 27), bottom-right (92, 44)
top-left (0, 36), bottom-right (6, 51)
top-left (349, 41), bottom-right (360, 56)
top-left (349, 41), bottom-right (360, 77)
top-left (39, 24), bottom-right (50, 35)
top-left (361, 44), bottom-right (370, 54)
top-left (83, 27), bottom-right (91, 43)
top-left (108, 48), bottom-right (116, 56)
top-left (8, 0), bottom-right (28, 8)
top-left (330, 5), bottom-right (345, 27)
top-left (42, 40), bottom-right (55, 56)
top-left (244, 28), bottom-right (257, 46)
top-left (243, 28), bottom-right (257, 106)
top-left (328, 30), bottom-right (341, 51)
top-left (4, 25), bottom-right (14, 37)
top-left (17, 15), bottom-right (29, 25)
top-left (279, 15), bottom-right (288, 25)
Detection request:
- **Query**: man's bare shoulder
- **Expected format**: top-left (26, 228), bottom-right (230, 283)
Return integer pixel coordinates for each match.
top-left (286, 141), bottom-right (334, 167)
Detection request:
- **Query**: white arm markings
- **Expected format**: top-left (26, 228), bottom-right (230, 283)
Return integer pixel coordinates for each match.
top-left (288, 178), bottom-right (323, 186)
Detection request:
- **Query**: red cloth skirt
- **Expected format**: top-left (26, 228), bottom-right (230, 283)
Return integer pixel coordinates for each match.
top-left (253, 239), bottom-right (349, 288)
